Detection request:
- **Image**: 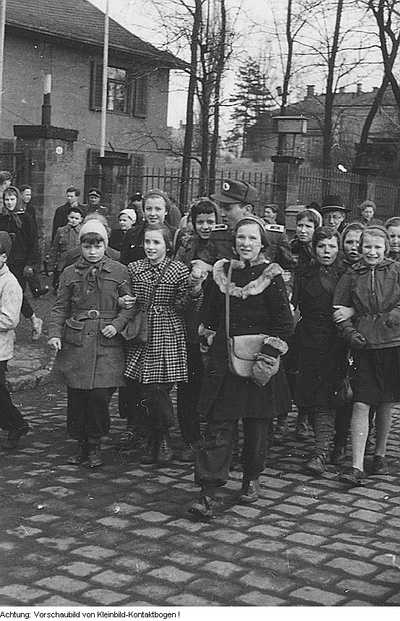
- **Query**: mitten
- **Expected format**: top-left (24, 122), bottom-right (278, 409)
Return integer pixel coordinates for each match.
top-left (338, 320), bottom-right (367, 349)
top-left (251, 353), bottom-right (280, 387)
top-left (385, 307), bottom-right (400, 328)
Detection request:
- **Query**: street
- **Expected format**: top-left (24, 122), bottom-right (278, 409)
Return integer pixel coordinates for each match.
top-left (0, 380), bottom-right (399, 606)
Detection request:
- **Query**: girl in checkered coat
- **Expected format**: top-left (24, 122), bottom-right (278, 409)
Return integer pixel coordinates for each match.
top-left (124, 224), bottom-right (204, 465)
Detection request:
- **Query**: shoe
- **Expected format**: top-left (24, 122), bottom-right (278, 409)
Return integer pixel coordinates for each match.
top-left (274, 423), bottom-right (289, 444)
top-left (238, 479), bottom-right (260, 504)
top-left (115, 430), bottom-right (142, 452)
top-left (177, 447), bottom-right (194, 462)
top-left (339, 467), bottom-right (366, 486)
top-left (140, 438), bottom-right (158, 465)
top-left (331, 445), bottom-right (347, 466)
top-left (305, 454), bottom-right (326, 475)
top-left (2, 425), bottom-right (30, 450)
top-left (32, 286), bottom-right (49, 298)
top-left (31, 317), bottom-right (43, 341)
top-left (372, 455), bottom-right (389, 475)
top-left (87, 444), bottom-right (102, 468)
top-left (296, 420), bottom-right (309, 440)
top-left (189, 493), bottom-right (217, 518)
top-left (157, 435), bottom-right (173, 463)
top-left (67, 441), bottom-right (89, 465)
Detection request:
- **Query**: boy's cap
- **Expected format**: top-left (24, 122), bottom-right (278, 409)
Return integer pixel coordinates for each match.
top-left (79, 220), bottom-right (108, 247)
top-left (0, 170), bottom-right (12, 184)
top-left (0, 231), bottom-right (12, 256)
top-left (212, 180), bottom-right (259, 206)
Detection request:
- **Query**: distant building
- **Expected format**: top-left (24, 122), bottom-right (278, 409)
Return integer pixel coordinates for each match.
top-left (245, 84), bottom-right (400, 175)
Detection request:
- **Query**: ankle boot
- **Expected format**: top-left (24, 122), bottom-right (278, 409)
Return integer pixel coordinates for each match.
top-left (140, 438), bottom-right (158, 464)
top-left (67, 440), bottom-right (89, 465)
top-left (157, 434), bottom-right (172, 463)
top-left (87, 443), bottom-right (102, 468)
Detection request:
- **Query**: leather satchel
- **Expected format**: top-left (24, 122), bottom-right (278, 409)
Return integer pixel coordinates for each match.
top-left (225, 261), bottom-right (267, 378)
top-left (121, 262), bottom-right (169, 344)
top-left (332, 352), bottom-right (353, 407)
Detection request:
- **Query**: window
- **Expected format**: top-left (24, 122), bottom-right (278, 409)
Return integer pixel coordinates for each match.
top-left (90, 62), bottom-right (148, 117)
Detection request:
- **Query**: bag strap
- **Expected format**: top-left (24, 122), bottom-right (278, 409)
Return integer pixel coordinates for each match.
top-left (145, 260), bottom-right (170, 311)
top-left (225, 260), bottom-right (233, 340)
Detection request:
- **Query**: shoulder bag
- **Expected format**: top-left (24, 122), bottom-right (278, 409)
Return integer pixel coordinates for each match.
top-left (225, 260), bottom-right (267, 378)
top-left (332, 351), bottom-right (353, 407)
top-left (121, 262), bottom-right (170, 344)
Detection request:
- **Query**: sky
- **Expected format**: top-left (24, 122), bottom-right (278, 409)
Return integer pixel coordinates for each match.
top-left (88, 0), bottom-right (383, 132)
top-left (89, 0), bottom-right (287, 130)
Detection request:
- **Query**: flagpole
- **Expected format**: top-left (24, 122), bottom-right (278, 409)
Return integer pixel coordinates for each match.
top-left (100, 0), bottom-right (109, 157)
top-left (0, 0), bottom-right (6, 137)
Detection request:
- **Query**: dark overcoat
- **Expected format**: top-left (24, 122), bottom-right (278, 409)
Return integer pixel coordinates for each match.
top-left (198, 260), bottom-right (294, 421)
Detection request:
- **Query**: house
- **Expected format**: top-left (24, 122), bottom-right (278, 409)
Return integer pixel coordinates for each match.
top-left (245, 84), bottom-right (400, 174)
top-left (1, 0), bottom-right (184, 245)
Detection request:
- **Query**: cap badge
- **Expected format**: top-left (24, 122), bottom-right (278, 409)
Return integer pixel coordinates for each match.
top-left (223, 182), bottom-right (230, 191)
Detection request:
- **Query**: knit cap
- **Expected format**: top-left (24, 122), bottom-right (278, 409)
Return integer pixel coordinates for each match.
top-left (119, 208), bottom-right (137, 224)
top-left (79, 219), bottom-right (109, 247)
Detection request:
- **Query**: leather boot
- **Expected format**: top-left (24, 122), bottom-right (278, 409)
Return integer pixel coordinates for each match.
top-left (157, 434), bottom-right (173, 463)
top-left (238, 479), bottom-right (260, 504)
top-left (140, 437), bottom-right (158, 465)
top-left (67, 440), bottom-right (89, 465)
top-left (87, 444), bottom-right (102, 468)
top-left (1, 424), bottom-right (30, 450)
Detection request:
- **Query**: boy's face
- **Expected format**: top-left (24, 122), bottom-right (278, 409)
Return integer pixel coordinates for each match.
top-left (3, 193), bottom-right (17, 212)
top-left (81, 241), bottom-right (106, 263)
top-left (387, 225), bottom-right (400, 252)
top-left (195, 212), bottom-right (216, 239)
top-left (67, 211), bottom-right (83, 227)
top-left (0, 252), bottom-right (7, 269)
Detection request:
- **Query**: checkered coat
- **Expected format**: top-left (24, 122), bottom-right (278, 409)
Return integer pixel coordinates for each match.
top-left (125, 257), bottom-right (202, 384)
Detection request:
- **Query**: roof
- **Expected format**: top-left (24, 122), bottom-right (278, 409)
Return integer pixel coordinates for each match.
top-left (6, 0), bottom-right (182, 68)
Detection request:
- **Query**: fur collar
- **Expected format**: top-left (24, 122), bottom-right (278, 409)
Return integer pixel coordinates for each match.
top-left (213, 258), bottom-right (283, 299)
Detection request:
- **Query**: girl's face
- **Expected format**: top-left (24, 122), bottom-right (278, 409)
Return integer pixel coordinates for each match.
top-left (343, 230), bottom-right (362, 264)
top-left (81, 241), bottom-right (106, 263)
top-left (144, 196), bottom-right (167, 225)
top-left (315, 237), bottom-right (339, 266)
top-left (195, 212), bottom-right (216, 240)
top-left (387, 225), bottom-right (400, 252)
top-left (235, 223), bottom-right (263, 263)
top-left (296, 217), bottom-right (315, 243)
top-left (119, 214), bottom-right (133, 231)
top-left (362, 233), bottom-right (386, 266)
top-left (3, 193), bottom-right (17, 212)
top-left (144, 230), bottom-right (167, 265)
top-left (362, 206), bottom-right (374, 222)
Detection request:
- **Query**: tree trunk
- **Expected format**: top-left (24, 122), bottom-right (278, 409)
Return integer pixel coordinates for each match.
top-left (209, 0), bottom-right (226, 195)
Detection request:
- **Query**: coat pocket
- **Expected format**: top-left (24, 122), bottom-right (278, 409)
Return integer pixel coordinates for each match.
top-left (63, 318), bottom-right (84, 347)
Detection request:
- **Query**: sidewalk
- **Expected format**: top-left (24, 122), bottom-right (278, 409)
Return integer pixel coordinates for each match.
top-left (7, 277), bottom-right (55, 392)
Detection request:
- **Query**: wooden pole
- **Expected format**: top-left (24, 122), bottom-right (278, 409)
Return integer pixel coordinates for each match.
top-left (0, 0), bottom-right (7, 137)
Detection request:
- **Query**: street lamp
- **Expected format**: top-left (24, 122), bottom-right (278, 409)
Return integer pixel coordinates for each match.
top-left (272, 115), bottom-right (307, 161)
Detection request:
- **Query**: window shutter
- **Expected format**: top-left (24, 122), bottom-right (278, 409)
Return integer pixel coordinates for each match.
top-left (90, 61), bottom-right (103, 111)
top-left (133, 75), bottom-right (148, 117)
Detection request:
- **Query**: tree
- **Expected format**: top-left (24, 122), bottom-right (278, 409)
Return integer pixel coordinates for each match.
top-left (228, 56), bottom-right (274, 156)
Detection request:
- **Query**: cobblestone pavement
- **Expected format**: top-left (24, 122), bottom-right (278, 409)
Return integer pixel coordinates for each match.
top-left (0, 382), bottom-right (400, 607)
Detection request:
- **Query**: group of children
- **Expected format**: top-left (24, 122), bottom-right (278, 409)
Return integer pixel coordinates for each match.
top-left (1, 188), bottom-right (400, 508)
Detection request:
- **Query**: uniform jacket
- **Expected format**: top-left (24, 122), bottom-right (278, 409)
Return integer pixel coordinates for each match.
top-left (124, 257), bottom-right (203, 384)
top-left (48, 256), bottom-right (132, 389)
top-left (0, 211), bottom-right (38, 267)
top-left (0, 265), bottom-right (22, 361)
top-left (48, 223), bottom-right (82, 272)
top-left (334, 257), bottom-right (400, 349)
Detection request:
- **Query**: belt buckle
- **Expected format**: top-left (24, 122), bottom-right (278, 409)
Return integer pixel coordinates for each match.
top-left (87, 309), bottom-right (100, 319)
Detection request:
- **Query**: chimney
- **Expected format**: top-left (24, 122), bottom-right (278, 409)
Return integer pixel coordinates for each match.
top-left (357, 83), bottom-right (362, 95)
top-left (306, 85), bottom-right (315, 98)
